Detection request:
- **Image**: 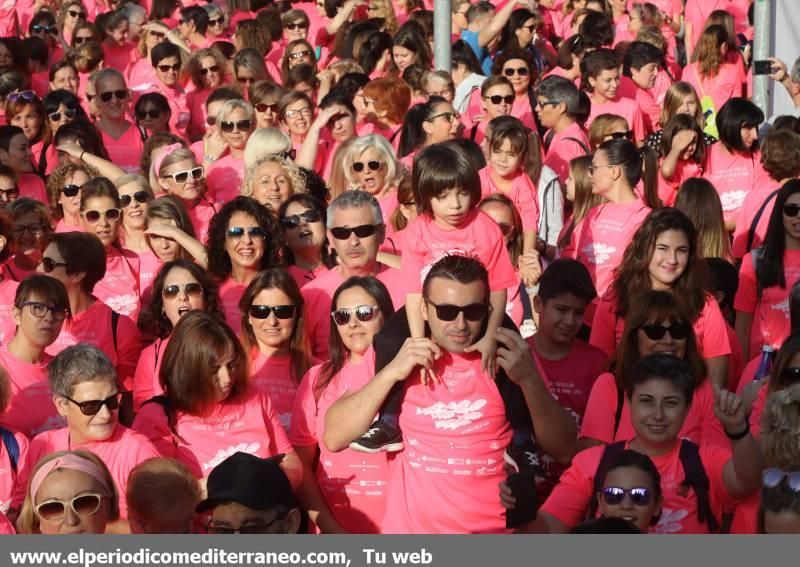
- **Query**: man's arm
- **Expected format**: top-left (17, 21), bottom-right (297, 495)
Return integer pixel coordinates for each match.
top-left (478, 0), bottom-right (532, 48)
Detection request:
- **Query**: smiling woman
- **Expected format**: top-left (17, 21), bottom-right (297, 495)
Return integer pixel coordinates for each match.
top-left (242, 155), bottom-right (306, 212)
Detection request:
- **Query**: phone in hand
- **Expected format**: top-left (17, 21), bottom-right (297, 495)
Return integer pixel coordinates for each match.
top-left (753, 60), bottom-right (775, 75)
top-left (505, 470), bottom-right (539, 529)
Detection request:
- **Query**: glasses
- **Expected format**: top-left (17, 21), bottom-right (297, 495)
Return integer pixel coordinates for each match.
top-left (282, 209), bottom-right (321, 229)
top-left (208, 17), bottom-right (224, 26)
top-left (48, 108), bottom-right (76, 122)
top-left (32, 24), bottom-right (57, 35)
top-left (206, 509), bottom-right (288, 534)
top-left (35, 493), bottom-right (106, 524)
top-left (608, 130), bottom-right (634, 140)
top-left (601, 486), bottom-right (652, 506)
top-left (40, 257), bottom-right (67, 273)
top-left (220, 119), bottom-right (253, 133)
top-left (164, 167), bottom-right (204, 184)
top-left (67, 9), bottom-right (86, 18)
top-left (352, 160), bottom-right (382, 172)
top-left (284, 108), bottom-right (312, 120)
top-left (280, 148), bottom-right (297, 161)
top-left (13, 223), bottom-right (45, 236)
top-left (784, 204), bottom-right (800, 217)
top-left (503, 67), bottom-right (529, 77)
top-left (254, 102), bottom-right (278, 113)
top-left (522, 24), bottom-right (537, 32)
top-left (426, 302), bottom-right (489, 322)
top-left (226, 226), bottom-right (266, 240)
top-left (136, 109), bottom-right (161, 120)
top-left (61, 184), bottom-right (83, 197)
top-left (331, 305), bottom-right (380, 326)
top-left (535, 99), bottom-right (560, 109)
top-left (162, 282), bottom-right (203, 298)
top-left (157, 63), bottom-right (181, 73)
top-left (640, 323), bottom-right (689, 341)
top-left (485, 94), bottom-right (515, 105)
top-left (284, 22), bottom-right (307, 30)
top-left (237, 76), bottom-right (255, 85)
top-left (149, 30), bottom-right (166, 39)
top-left (7, 90), bottom-right (37, 103)
top-left (63, 392), bottom-right (122, 416)
top-left (0, 186), bottom-right (18, 200)
top-left (588, 163), bottom-right (616, 175)
top-left (426, 111), bottom-right (460, 123)
top-left (19, 301), bottom-right (67, 320)
top-left (201, 64), bottom-right (221, 76)
top-left (763, 469), bottom-right (800, 491)
top-left (73, 36), bottom-right (93, 45)
top-left (329, 224), bottom-right (379, 240)
top-left (82, 208), bottom-right (122, 223)
top-left (98, 90), bottom-right (128, 103)
top-left (85, 93), bottom-right (95, 102)
top-left (289, 50), bottom-right (312, 61)
top-left (249, 304), bottom-right (297, 319)
top-left (780, 367), bottom-right (800, 382)
top-left (120, 191), bottom-right (151, 208)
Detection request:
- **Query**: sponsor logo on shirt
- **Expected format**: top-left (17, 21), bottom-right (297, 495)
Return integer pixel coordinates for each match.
top-left (103, 294), bottom-right (138, 317)
top-left (30, 415), bottom-right (67, 437)
top-left (581, 243), bottom-right (616, 265)
top-left (203, 442), bottom-right (261, 471)
top-left (653, 508), bottom-right (689, 534)
top-left (720, 190), bottom-right (747, 212)
top-left (770, 298), bottom-right (790, 317)
top-left (416, 399), bottom-right (488, 430)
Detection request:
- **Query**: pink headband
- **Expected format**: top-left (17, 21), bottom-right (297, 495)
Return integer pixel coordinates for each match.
top-left (151, 143), bottom-right (185, 179)
top-left (30, 454), bottom-right (112, 502)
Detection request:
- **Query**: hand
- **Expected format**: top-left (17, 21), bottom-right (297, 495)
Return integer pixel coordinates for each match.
top-left (672, 129), bottom-right (697, 153)
top-left (465, 334), bottom-right (498, 378)
top-left (383, 337), bottom-right (441, 384)
top-left (712, 384), bottom-right (748, 436)
top-left (145, 224), bottom-right (183, 241)
top-left (740, 377), bottom-right (768, 415)
top-left (311, 104), bottom-right (345, 129)
top-left (768, 57), bottom-right (788, 82)
top-left (317, 69), bottom-right (335, 84)
top-left (203, 128), bottom-right (227, 159)
top-left (56, 140), bottom-right (84, 158)
top-left (142, 21), bottom-right (170, 36)
top-left (494, 327), bottom-right (537, 385)
top-left (519, 250), bottom-right (542, 288)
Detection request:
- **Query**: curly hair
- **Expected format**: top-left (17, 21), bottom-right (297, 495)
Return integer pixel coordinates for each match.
top-left (45, 162), bottom-right (98, 220)
top-left (761, 382), bottom-right (800, 468)
top-left (186, 47), bottom-right (228, 90)
top-left (206, 196), bottom-right (285, 281)
top-left (242, 155), bottom-right (306, 203)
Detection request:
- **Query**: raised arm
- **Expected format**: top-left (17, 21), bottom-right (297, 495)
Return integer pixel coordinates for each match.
top-left (57, 141), bottom-right (126, 182)
top-left (478, 0), bottom-right (533, 48)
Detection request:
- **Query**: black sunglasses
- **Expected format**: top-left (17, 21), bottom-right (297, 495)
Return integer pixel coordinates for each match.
top-left (485, 94), bottom-right (515, 105)
top-left (40, 256), bottom-right (67, 273)
top-left (136, 109), bottom-right (161, 120)
top-left (780, 367), bottom-right (800, 382)
top-left (784, 204), bottom-right (800, 217)
top-left (220, 119), bottom-right (253, 133)
top-left (249, 304), bottom-right (296, 319)
top-left (329, 224), bottom-right (379, 240)
top-left (331, 305), bottom-right (380, 326)
top-left (63, 392), bottom-right (122, 416)
top-left (49, 108), bottom-right (76, 122)
top-left (503, 67), bottom-right (529, 77)
top-left (281, 209), bottom-right (321, 229)
top-left (200, 65), bottom-right (221, 76)
top-left (208, 17), bottom-right (224, 26)
top-left (609, 130), bottom-right (634, 140)
top-left (67, 9), bottom-right (86, 18)
top-left (157, 63), bottom-right (181, 73)
top-left (99, 90), bottom-right (128, 103)
top-left (254, 102), bottom-right (278, 113)
top-left (162, 282), bottom-right (203, 298)
top-left (227, 226), bottom-right (266, 239)
top-left (427, 302), bottom-right (489, 322)
top-left (640, 323), bottom-right (689, 341)
top-left (601, 486), bottom-right (651, 506)
top-left (120, 191), bottom-right (151, 208)
top-left (61, 184), bottom-right (82, 197)
top-left (352, 160), bottom-right (382, 172)
top-left (73, 36), bottom-right (92, 45)
top-left (32, 24), bottom-right (57, 35)
top-left (284, 22), bottom-right (307, 30)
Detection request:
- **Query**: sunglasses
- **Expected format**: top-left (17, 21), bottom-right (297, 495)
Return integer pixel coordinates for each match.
top-left (136, 109), bottom-right (161, 120)
top-left (40, 257), bottom-right (67, 273)
top-left (220, 119), bottom-right (253, 133)
top-left (783, 204), bottom-right (800, 217)
top-left (601, 486), bottom-right (652, 506)
top-left (149, 30), bottom-right (166, 39)
top-left (763, 468), bottom-right (800, 492)
top-left (73, 36), bottom-right (92, 45)
top-left (227, 226), bottom-right (266, 240)
top-left (280, 149), bottom-right (297, 161)
top-left (427, 302), bottom-right (489, 322)
top-left (427, 111), bottom-right (459, 123)
top-left (67, 9), bottom-right (86, 18)
top-left (329, 224), bottom-right (379, 240)
top-left (282, 209), bottom-right (321, 229)
top-left (284, 22), bottom-right (307, 30)
top-left (780, 367), bottom-right (800, 382)
top-left (35, 493), bottom-right (106, 524)
top-left (19, 301), bottom-right (68, 320)
top-left (7, 90), bottom-right (37, 103)
top-left (208, 17), bottom-right (224, 26)
top-left (609, 130), bottom-right (634, 140)
top-left (0, 186), bottom-right (18, 200)
top-left (162, 282), bottom-right (203, 298)
top-left (200, 64), bottom-right (221, 76)
top-left (503, 67), bottom-right (529, 77)
top-left (49, 108), bottom-right (76, 122)
top-left (331, 304), bottom-right (380, 326)
top-left (352, 160), bottom-right (381, 172)
top-left (63, 392), bottom-right (122, 416)
top-left (485, 94), bottom-right (515, 105)
top-left (32, 24), bottom-right (57, 34)
top-left (164, 166), bottom-right (203, 184)
top-left (255, 102), bottom-right (278, 113)
top-left (640, 323), bottom-right (689, 341)
top-left (98, 90), bottom-right (128, 103)
top-left (82, 208), bottom-right (122, 223)
top-left (157, 63), bottom-right (181, 73)
top-left (120, 190), bottom-right (151, 208)
top-left (61, 184), bottom-right (82, 197)
top-left (249, 304), bottom-right (296, 319)
top-left (289, 50), bottom-right (311, 60)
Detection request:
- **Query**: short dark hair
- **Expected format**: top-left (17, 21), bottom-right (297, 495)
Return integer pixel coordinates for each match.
top-left (413, 143), bottom-right (481, 216)
top-left (151, 41), bottom-right (182, 67)
top-left (207, 87), bottom-right (244, 108)
top-left (0, 125), bottom-right (24, 152)
top-left (580, 48), bottom-right (619, 93)
top-left (48, 232), bottom-right (106, 294)
top-left (80, 176), bottom-right (120, 210)
top-left (703, 257), bottom-right (738, 313)
top-left (422, 254), bottom-right (489, 302)
top-left (15, 274), bottom-right (70, 315)
top-left (623, 41), bottom-right (663, 75)
top-left (181, 6), bottom-right (210, 34)
top-left (626, 353), bottom-right (697, 407)
top-left (716, 97), bottom-right (765, 152)
top-left (538, 259), bottom-right (596, 303)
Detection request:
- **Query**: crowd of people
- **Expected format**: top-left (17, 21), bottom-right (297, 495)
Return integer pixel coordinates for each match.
top-left (0, 0), bottom-right (796, 536)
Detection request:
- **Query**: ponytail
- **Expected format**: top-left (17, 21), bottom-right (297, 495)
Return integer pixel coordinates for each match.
top-left (640, 147), bottom-right (662, 209)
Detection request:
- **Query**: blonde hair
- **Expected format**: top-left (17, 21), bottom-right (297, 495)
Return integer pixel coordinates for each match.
top-left (126, 457), bottom-right (201, 534)
top-left (149, 147), bottom-right (201, 194)
top-left (327, 137), bottom-right (358, 201)
top-left (588, 113), bottom-right (629, 152)
top-left (660, 81), bottom-right (705, 130)
top-left (243, 127), bottom-right (291, 169)
top-left (342, 134), bottom-right (400, 191)
top-left (114, 173), bottom-right (153, 195)
top-left (761, 384), bottom-right (800, 467)
top-left (242, 155), bottom-right (306, 201)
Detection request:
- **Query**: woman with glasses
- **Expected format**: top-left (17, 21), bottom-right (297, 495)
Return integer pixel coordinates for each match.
top-left (113, 174), bottom-right (158, 300)
top-left (57, 1), bottom-right (88, 49)
top-left (142, 42), bottom-right (189, 140)
top-left (185, 48), bottom-right (228, 142)
top-left (92, 69), bottom-right (145, 173)
top-left (278, 194), bottom-right (333, 289)
top-left (46, 162), bottom-right (96, 233)
top-left (397, 97), bottom-right (461, 162)
top-left (128, 22), bottom-right (170, 94)
top-left (341, 134), bottom-right (401, 220)
top-left (296, 92), bottom-right (355, 181)
top-left (587, 113), bottom-right (632, 152)
top-left (233, 48), bottom-right (274, 98)
top-left (6, 90), bottom-right (46, 171)
top-left (250, 81), bottom-right (287, 130)
top-left (594, 449), bottom-right (663, 533)
top-left (28, 12), bottom-right (63, 67)
top-left (242, 155), bottom-right (305, 212)
top-left (492, 49), bottom-right (538, 131)
top-left (6, 198), bottom-right (52, 282)
top-left (207, 196), bottom-right (283, 333)
top-left (206, 99), bottom-right (255, 205)
top-left (16, 449), bottom-right (118, 534)
top-left (134, 259), bottom-right (223, 409)
top-left (203, 3), bottom-right (228, 40)
top-left (290, 276), bottom-right (394, 533)
top-left (134, 93), bottom-right (171, 138)
top-left (281, 39), bottom-right (317, 82)
top-left (40, 90), bottom-right (87, 175)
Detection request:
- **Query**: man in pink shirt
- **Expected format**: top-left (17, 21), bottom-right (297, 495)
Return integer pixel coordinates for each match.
top-left (302, 190), bottom-right (404, 360)
top-left (323, 255), bottom-right (577, 533)
top-left (537, 76), bottom-right (590, 184)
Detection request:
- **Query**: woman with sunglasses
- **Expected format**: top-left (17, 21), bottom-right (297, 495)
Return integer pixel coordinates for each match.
top-left (281, 39), bottom-right (317, 82)
top-left (47, 162), bottom-right (96, 233)
top-left (79, 177), bottom-right (142, 321)
top-left (594, 449), bottom-right (663, 533)
top-left (140, 42), bottom-right (189, 140)
top-left (278, 194), bottom-right (333, 289)
top-left (134, 259), bottom-right (223, 409)
top-left (492, 50), bottom-right (537, 131)
top-left (144, 195), bottom-right (207, 268)
top-left (241, 155), bottom-right (306, 212)
top-left (185, 48), bottom-right (227, 142)
top-left (132, 311), bottom-right (303, 486)
top-left (249, 82), bottom-right (287, 131)
top-left (16, 450), bottom-right (118, 534)
top-left (128, 22), bottom-right (170, 94)
top-left (92, 69), bottom-right (145, 173)
top-left (57, 1), bottom-right (88, 49)
top-left (204, 3), bottom-right (228, 39)
top-left (233, 49), bottom-right (275, 97)
top-left (397, 97), bottom-right (461, 163)
top-left (290, 276), bottom-right (394, 533)
top-left (206, 99), bottom-right (255, 205)
top-left (40, 90), bottom-right (87, 176)
top-left (6, 90), bottom-right (46, 172)
top-left (341, 135), bottom-right (401, 222)
top-left (134, 93), bottom-right (171, 138)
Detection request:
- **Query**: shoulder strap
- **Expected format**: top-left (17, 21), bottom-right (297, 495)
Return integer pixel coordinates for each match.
top-left (543, 130), bottom-right (555, 153)
top-left (587, 441), bottom-right (626, 519)
top-left (612, 383), bottom-right (624, 439)
top-left (678, 439), bottom-right (719, 533)
top-left (0, 426), bottom-right (19, 472)
top-left (746, 189), bottom-right (781, 253)
top-left (563, 136), bottom-right (590, 155)
top-left (111, 310), bottom-right (120, 352)
top-left (470, 123), bottom-right (479, 141)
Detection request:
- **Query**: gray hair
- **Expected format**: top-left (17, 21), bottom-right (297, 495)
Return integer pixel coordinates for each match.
top-left (327, 190), bottom-right (383, 228)
top-left (791, 57), bottom-right (800, 86)
top-left (342, 135), bottom-right (400, 190)
top-left (243, 127), bottom-right (292, 169)
top-left (537, 75), bottom-right (580, 115)
top-left (122, 3), bottom-right (146, 23)
top-left (48, 344), bottom-right (117, 398)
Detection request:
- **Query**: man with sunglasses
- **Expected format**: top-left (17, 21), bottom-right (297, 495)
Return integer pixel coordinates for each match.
top-left (11, 344), bottom-right (159, 522)
top-left (301, 191), bottom-right (403, 360)
top-left (325, 255), bottom-right (577, 533)
top-left (537, 76), bottom-right (590, 184)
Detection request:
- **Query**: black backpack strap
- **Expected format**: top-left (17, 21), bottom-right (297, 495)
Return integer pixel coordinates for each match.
top-left (563, 136), bottom-right (590, 155)
top-left (746, 189), bottom-right (780, 253)
top-left (678, 439), bottom-right (719, 533)
top-left (469, 123), bottom-right (479, 141)
top-left (612, 383), bottom-right (624, 440)
top-left (587, 441), bottom-right (626, 519)
top-left (111, 309), bottom-right (120, 352)
top-left (0, 426), bottom-right (19, 472)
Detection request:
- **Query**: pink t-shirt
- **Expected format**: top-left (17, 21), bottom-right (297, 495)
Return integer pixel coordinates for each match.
top-left (132, 336), bottom-right (169, 411)
top-left (510, 95), bottom-right (537, 131)
top-left (0, 346), bottom-right (64, 438)
top-left (684, 0), bottom-right (751, 41)
top-left (138, 82), bottom-right (190, 139)
top-left (381, 352), bottom-right (513, 534)
top-left (135, 247), bottom-right (162, 307)
top-left (127, 58), bottom-right (158, 93)
top-left (100, 122), bottom-right (146, 173)
top-left (705, 144), bottom-right (769, 223)
top-left (250, 352), bottom-right (299, 430)
top-left (54, 218), bottom-right (85, 233)
top-left (542, 440), bottom-right (735, 533)
top-left (218, 278), bottom-right (247, 335)
top-left (618, 76), bottom-right (660, 135)
top-left (290, 350), bottom-right (391, 534)
top-left (0, 278), bottom-right (18, 346)
top-left (586, 95), bottom-right (647, 142)
top-left (206, 155), bottom-right (245, 205)
top-left (734, 250), bottom-right (800, 357)
top-left (478, 166), bottom-right (540, 233)
top-left (93, 245), bottom-right (141, 321)
top-left (187, 87), bottom-right (212, 141)
top-left (731, 184), bottom-right (779, 260)
top-left (657, 158), bottom-right (704, 207)
top-left (19, 173), bottom-right (48, 204)
top-left (682, 62), bottom-right (746, 123)
top-left (287, 264), bottom-right (328, 290)
top-left (543, 121), bottom-right (589, 184)
top-left (132, 388), bottom-right (293, 478)
top-left (186, 199), bottom-right (217, 244)
top-left (0, 429), bottom-right (29, 515)
top-left (103, 42), bottom-right (137, 78)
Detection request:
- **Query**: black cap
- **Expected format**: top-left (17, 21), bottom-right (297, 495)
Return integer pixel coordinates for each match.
top-left (195, 452), bottom-right (297, 513)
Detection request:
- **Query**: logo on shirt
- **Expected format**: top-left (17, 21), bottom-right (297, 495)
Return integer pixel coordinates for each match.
top-left (652, 508), bottom-right (689, 534)
top-left (770, 298), bottom-right (790, 317)
top-left (203, 442), bottom-right (261, 471)
top-left (581, 243), bottom-right (616, 265)
top-left (103, 294), bottom-right (139, 317)
top-left (720, 190), bottom-right (747, 212)
top-left (416, 399), bottom-right (487, 430)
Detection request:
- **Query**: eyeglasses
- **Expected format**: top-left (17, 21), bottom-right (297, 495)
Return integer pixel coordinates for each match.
top-left (284, 108), bottom-right (312, 120)
top-left (280, 149), bottom-right (297, 161)
top-left (608, 130), bottom-right (634, 140)
top-left (281, 209), bottom-right (321, 229)
top-left (13, 223), bottom-right (45, 236)
top-left (149, 30), bottom-right (166, 39)
top-left (485, 94), bottom-right (515, 105)
top-left (40, 257), bottom-right (68, 273)
top-left (358, 93), bottom-right (376, 106)
top-left (352, 160), bottom-right (382, 172)
top-left (329, 224), bottom-right (379, 240)
top-left (19, 301), bottom-right (67, 320)
top-left (249, 304), bottom-right (297, 319)
top-left (157, 63), bottom-right (181, 73)
top-left (237, 76), bottom-right (255, 85)
top-left (503, 67), bottom-right (529, 77)
top-left (201, 64), bottom-right (221, 76)
top-left (67, 9), bottom-right (86, 18)
top-left (136, 109), bottom-right (161, 120)
top-left (162, 282), bottom-right (203, 298)
top-left (32, 24), bottom-right (57, 35)
top-left (763, 469), bottom-right (800, 492)
top-left (208, 17), bottom-right (224, 26)
top-left (35, 493), bottom-right (107, 524)
top-left (48, 108), bottom-right (76, 122)
top-left (426, 111), bottom-right (460, 123)
top-left (535, 99), bottom-right (560, 109)
top-left (163, 167), bottom-right (204, 184)
top-left (588, 163), bottom-right (616, 174)
top-left (784, 204), bottom-right (800, 217)
top-left (640, 323), bottom-right (689, 341)
top-left (254, 102), bottom-right (278, 113)
top-left (426, 89), bottom-right (452, 98)
top-left (206, 508), bottom-right (288, 534)
top-left (0, 186), bottom-right (18, 200)
top-left (331, 305), bottom-right (380, 326)
top-left (226, 226), bottom-right (266, 240)
top-left (780, 367), bottom-right (800, 382)
top-left (61, 184), bottom-right (83, 197)
top-left (426, 302), bottom-right (489, 322)
top-left (220, 119), bottom-right (253, 133)
top-left (62, 392), bottom-right (122, 416)
top-left (7, 90), bottom-right (37, 103)
top-left (98, 90), bottom-right (128, 103)
top-left (73, 36), bottom-right (92, 45)
top-left (82, 208), bottom-right (122, 223)
top-left (289, 50), bottom-right (312, 61)
top-left (284, 22), bottom-right (307, 30)
top-left (120, 191), bottom-right (151, 208)
top-left (600, 486), bottom-right (652, 506)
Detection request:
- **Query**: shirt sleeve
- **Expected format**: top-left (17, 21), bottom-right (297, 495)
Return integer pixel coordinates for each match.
top-left (701, 443), bottom-right (738, 511)
top-left (399, 219), bottom-right (427, 294)
top-left (132, 345), bottom-right (155, 411)
top-left (540, 448), bottom-right (600, 527)
top-left (696, 297), bottom-right (733, 359)
top-left (733, 253), bottom-right (758, 313)
top-left (115, 313), bottom-right (142, 392)
top-left (589, 296), bottom-right (618, 358)
top-left (578, 373), bottom-right (618, 444)
top-left (131, 403), bottom-right (177, 458)
top-left (630, 106), bottom-right (647, 142)
top-left (288, 368), bottom-right (320, 448)
top-left (513, 176), bottom-right (540, 234)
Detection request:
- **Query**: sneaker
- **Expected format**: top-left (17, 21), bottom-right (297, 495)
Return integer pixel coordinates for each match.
top-left (503, 438), bottom-right (543, 475)
top-left (349, 420), bottom-right (404, 453)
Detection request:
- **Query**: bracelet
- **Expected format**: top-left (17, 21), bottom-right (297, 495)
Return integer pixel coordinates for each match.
top-left (79, 150), bottom-right (86, 162)
top-left (724, 421), bottom-right (750, 441)
top-left (204, 154), bottom-right (217, 162)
